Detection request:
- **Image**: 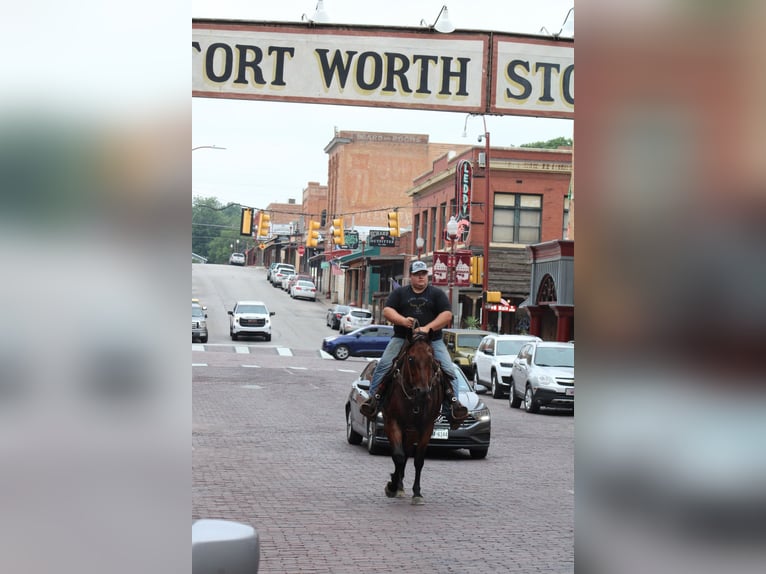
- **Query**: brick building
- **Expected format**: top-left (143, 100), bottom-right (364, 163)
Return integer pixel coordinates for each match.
top-left (408, 145), bottom-right (573, 333)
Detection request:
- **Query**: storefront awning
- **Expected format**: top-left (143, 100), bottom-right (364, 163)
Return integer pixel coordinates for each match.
top-left (325, 249), bottom-right (353, 260)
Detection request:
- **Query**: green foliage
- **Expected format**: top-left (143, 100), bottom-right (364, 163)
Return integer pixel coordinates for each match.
top-left (192, 196), bottom-right (245, 264)
top-left (519, 136), bottom-right (573, 149)
top-left (462, 316), bottom-right (481, 329)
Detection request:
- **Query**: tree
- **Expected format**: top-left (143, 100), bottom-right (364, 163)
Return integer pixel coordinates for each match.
top-left (192, 196), bottom-right (242, 264)
top-left (519, 136), bottom-right (573, 149)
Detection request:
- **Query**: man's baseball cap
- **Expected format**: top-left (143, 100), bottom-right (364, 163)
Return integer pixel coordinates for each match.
top-left (410, 260), bottom-right (428, 274)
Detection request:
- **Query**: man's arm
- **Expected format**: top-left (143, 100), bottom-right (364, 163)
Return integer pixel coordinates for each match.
top-left (420, 309), bottom-right (452, 333)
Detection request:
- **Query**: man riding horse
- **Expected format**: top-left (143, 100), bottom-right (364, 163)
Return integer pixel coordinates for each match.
top-left (360, 260), bottom-right (469, 426)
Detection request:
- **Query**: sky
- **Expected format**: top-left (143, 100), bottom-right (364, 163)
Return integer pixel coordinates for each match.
top-left (192, 0), bottom-right (574, 209)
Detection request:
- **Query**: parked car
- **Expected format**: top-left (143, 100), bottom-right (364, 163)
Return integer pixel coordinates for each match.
top-left (345, 360), bottom-right (491, 458)
top-left (192, 303), bottom-right (208, 343)
top-left (280, 272), bottom-right (296, 291)
top-left (472, 334), bottom-right (542, 398)
top-left (228, 300), bottom-right (275, 341)
top-left (509, 341), bottom-right (574, 413)
top-left (286, 273), bottom-right (312, 293)
top-left (229, 252), bottom-right (246, 266)
top-left (266, 262), bottom-right (279, 281)
top-left (326, 304), bottom-right (350, 330)
top-left (290, 280), bottom-right (317, 301)
top-left (339, 307), bottom-right (373, 334)
top-left (192, 298), bottom-right (207, 310)
top-left (321, 325), bottom-right (393, 360)
top-left (442, 328), bottom-right (491, 378)
top-left (270, 264), bottom-right (296, 287)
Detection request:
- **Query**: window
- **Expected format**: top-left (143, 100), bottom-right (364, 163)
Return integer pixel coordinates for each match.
top-left (493, 193), bottom-right (542, 244)
top-left (430, 206), bottom-right (437, 252)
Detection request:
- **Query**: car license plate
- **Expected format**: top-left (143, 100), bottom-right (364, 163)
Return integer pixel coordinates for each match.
top-left (431, 428), bottom-right (448, 439)
top-left (565, 387), bottom-right (574, 396)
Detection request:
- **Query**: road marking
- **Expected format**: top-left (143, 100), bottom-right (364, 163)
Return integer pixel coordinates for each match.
top-left (242, 384), bottom-right (263, 389)
top-left (276, 347), bottom-right (293, 357)
top-left (338, 369), bottom-right (358, 373)
top-left (234, 346), bottom-right (250, 354)
top-left (241, 364), bottom-right (261, 368)
top-left (192, 344), bottom-right (205, 352)
top-left (192, 363), bottom-right (208, 367)
top-left (288, 366), bottom-right (308, 370)
top-left (319, 350), bottom-right (334, 359)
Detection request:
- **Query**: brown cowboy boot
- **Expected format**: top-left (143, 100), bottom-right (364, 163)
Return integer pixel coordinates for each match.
top-left (360, 394), bottom-right (379, 419)
top-left (360, 383), bottom-right (386, 419)
top-left (449, 396), bottom-right (469, 429)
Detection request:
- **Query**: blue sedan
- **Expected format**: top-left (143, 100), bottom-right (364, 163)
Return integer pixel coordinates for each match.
top-left (321, 325), bottom-right (394, 360)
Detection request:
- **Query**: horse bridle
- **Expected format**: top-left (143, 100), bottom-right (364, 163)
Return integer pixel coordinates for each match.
top-left (395, 332), bottom-right (442, 412)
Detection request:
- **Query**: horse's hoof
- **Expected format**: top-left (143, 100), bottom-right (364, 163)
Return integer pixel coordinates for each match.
top-left (396, 489), bottom-right (406, 498)
top-left (411, 496), bottom-right (425, 505)
top-left (385, 485), bottom-right (397, 498)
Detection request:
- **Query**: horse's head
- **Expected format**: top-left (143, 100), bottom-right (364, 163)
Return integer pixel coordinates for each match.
top-left (401, 335), bottom-right (440, 400)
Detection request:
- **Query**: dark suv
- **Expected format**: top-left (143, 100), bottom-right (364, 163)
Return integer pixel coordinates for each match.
top-left (326, 304), bottom-right (350, 330)
top-left (443, 328), bottom-right (490, 378)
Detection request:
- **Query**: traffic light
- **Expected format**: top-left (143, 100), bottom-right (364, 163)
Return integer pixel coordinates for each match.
top-left (486, 291), bottom-right (502, 303)
top-left (256, 211), bottom-right (271, 238)
top-left (470, 256), bottom-right (484, 285)
top-left (387, 211), bottom-right (400, 237)
top-left (239, 208), bottom-right (253, 236)
top-left (332, 218), bottom-right (345, 245)
top-left (306, 220), bottom-right (321, 248)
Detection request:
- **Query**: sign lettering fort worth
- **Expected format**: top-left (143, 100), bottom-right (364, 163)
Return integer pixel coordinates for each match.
top-left (192, 21), bottom-right (573, 119)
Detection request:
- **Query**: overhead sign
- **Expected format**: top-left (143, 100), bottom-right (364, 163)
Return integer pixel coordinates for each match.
top-left (192, 22), bottom-right (573, 119)
top-left (368, 230), bottom-right (396, 247)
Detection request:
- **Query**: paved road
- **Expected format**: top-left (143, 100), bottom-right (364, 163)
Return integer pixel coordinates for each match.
top-left (193, 264), bottom-right (573, 573)
top-left (193, 344), bottom-right (573, 574)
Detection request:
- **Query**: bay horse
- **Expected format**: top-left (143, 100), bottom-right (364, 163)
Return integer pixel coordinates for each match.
top-left (381, 330), bottom-right (445, 505)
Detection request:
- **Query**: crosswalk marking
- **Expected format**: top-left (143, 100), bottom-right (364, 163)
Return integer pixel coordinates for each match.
top-left (192, 363), bottom-right (208, 367)
top-left (234, 346), bottom-right (250, 354)
top-left (241, 364), bottom-right (261, 368)
top-left (192, 344), bottom-right (205, 352)
top-left (276, 347), bottom-right (293, 357)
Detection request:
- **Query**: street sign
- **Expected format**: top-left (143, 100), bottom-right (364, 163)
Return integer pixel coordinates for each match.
top-left (368, 230), bottom-right (396, 247)
top-left (297, 245), bottom-right (305, 256)
top-left (258, 243), bottom-right (266, 251)
top-left (343, 229), bottom-right (359, 249)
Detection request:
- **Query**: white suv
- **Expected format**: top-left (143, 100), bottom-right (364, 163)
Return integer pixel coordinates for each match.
top-left (510, 341), bottom-right (574, 413)
top-left (339, 308), bottom-right (373, 334)
top-left (472, 334), bottom-right (542, 398)
top-left (228, 300), bottom-right (275, 341)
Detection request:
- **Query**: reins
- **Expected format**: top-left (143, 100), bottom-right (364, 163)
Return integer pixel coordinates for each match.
top-left (393, 327), bottom-right (442, 410)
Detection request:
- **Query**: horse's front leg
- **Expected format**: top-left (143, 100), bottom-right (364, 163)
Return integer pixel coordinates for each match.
top-left (385, 426), bottom-right (406, 498)
top-left (411, 440), bottom-right (429, 505)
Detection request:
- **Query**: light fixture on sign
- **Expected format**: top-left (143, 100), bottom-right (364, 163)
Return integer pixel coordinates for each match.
top-left (420, 5), bottom-right (455, 34)
top-left (302, 0), bottom-right (330, 24)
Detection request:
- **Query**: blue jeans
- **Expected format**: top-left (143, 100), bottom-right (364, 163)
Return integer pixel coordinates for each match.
top-left (369, 338), bottom-right (460, 400)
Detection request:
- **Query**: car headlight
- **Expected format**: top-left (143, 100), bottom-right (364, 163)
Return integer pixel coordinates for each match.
top-left (199, 320), bottom-right (206, 328)
top-left (472, 406), bottom-right (491, 422)
top-left (536, 374), bottom-right (555, 386)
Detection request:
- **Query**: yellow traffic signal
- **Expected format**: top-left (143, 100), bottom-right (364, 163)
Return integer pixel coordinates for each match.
top-left (332, 218), bottom-right (345, 246)
top-left (486, 291), bottom-right (502, 303)
top-left (387, 211), bottom-right (400, 237)
top-left (239, 208), bottom-right (253, 236)
top-left (470, 256), bottom-right (484, 285)
top-left (257, 212), bottom-right (271, 238)
top-left (306, 220), bottom-right (321, 248)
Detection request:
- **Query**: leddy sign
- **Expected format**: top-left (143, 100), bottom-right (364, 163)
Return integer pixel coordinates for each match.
top-left (192, 21), bottom-right (573, 119)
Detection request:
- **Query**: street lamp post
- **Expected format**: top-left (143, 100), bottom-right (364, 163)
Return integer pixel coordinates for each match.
top-left (192, 145), bottom-right (226, 152)
top-left (463, 114), bottom-right (492, 330)
top-left (446, 216), bottom-right (459, 322)
top-left (416, 236), bottom-right (425, 259)
top-left (478, 123), bottom-right (491, 331)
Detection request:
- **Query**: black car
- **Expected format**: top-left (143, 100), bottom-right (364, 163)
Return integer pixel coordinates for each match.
top-left (325, 304), bottom-right (350, 330)
top-left (345, 360), bottom-right (491, 458)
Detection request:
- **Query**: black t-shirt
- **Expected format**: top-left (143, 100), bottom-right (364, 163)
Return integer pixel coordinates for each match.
top-left (385, 285), bottom-right (451, 340)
